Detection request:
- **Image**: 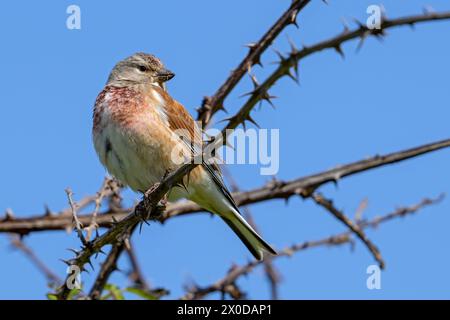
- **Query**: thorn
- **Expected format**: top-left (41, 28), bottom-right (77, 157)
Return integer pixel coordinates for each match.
top-left (423, 5), bottom-right (436, 16)
top-left (334, 44), bottom-right (345, 59)
top-left (285, 68), bottom-right (299, 84)
top-left (289, 9), bottom-right (299, 28)
top-left (352, 18), bottom-right (365, 29)
top-left (44, 204), bottom-right (53, 217)
top-left (239, 90), bottom-right (256, 98)
top-left (80, 265), bottom-right (89, 274)
top-left (67, 248), bottom-right (80, 256)
top-left (292, 63), bottom-right (300, 84)
top-left (262, 92), bottom-right (277, 108)
top-left (322, 0), bottom-right (329, 4)
top-left (287, 36), bottom-right (299, 55)
top-left (340, 17), bottom-right (350, 34)
top-left (217, 116), bottom-right (233, 125)
top-left (111, 215), bottom-right (118, 224)
top-left (60, 259), bottom-right (73, 266)
top-left (249, 74), bottom-right (259, 89)
top-left (87, 259), bottom-right (94, 271)
top-left (245, 114), bottom-right (260, 128)
top-left (244, 42), bottom-right (257, 50)
top-left (373, 30), bottom-right (387, 42)
top-left (356, 31), bottom-right (370, 52)
top-left (4, 209), bottom-right (14, 221)
top-left (97, 248), bottom-right (106, 255)
top-left (332, 177), bottom-right (340, 188)
top-left (217, 104), bottom-right (228, 113)
top-left (253, 55), bottom-right (263, 67)
top-left (273, 49), bottom-right (287, 63)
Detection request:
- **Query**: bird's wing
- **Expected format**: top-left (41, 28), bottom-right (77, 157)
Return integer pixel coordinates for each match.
top-left (158, 87), bottom-right (240, 213)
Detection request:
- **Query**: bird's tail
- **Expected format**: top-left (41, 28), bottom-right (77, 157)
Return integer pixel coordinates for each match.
top-left (221, 212), bottom-right (277, 261)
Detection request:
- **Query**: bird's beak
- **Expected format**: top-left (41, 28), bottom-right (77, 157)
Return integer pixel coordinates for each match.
top-left (156, 69), bottom-right (175, 82)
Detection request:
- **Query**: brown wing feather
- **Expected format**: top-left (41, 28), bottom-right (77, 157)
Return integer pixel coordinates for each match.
top-left (154, 86), bottom-right (201, 150)
top-left (153, 86), bottom-right (240, 213)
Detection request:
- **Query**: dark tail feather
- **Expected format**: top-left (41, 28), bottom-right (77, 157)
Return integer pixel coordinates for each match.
top-left (221, 214), bottom-right (277, 261)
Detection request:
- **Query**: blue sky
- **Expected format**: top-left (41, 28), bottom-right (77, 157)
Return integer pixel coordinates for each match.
top-left (1, 0), bottom-right (449, 299)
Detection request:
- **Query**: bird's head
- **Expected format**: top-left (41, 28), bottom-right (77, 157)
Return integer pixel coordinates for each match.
top-left (107, 52), bottom-right (175, 89)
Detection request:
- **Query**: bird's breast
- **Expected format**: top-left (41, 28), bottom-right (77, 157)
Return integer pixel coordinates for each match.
top-left (92, 85), bottom-right (184, 192)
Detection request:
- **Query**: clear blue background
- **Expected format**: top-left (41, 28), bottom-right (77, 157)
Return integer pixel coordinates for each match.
top-left (0, 0), bottom-right (449, 299)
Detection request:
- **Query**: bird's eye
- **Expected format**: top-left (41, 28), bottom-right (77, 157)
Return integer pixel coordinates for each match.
top-left (138, 65), bottom-right (148, 72)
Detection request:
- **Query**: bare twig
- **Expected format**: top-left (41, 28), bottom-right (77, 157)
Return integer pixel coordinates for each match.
top-left (90, 232), bottom-right (157, 300)
top-left (197, 0), bottom-right (312, 125)
top-left (125, 240), bottom-right (150, 290)
top-left (354, 198), bottom-right (369, 223)
top-left (2, 138), bottom-right (449, 234)
top-left (10, 235), bottom-right (62, 286)
top-left (85, 178), bottom-right (112, 241)
top-left (311, 193), bottom-right (384, 269)
top-left (247, 213), bottom-right (281, 300)
top-left (65, 188), bottom-right (88, 247)
top-left (56, 162), bottom-right (199, 300)
top-left (182, 195), bottom-right (443, 300)
top-left (50, 135), bottom-right (450, 299)
top-left (89, 243), bottom-right (126, 300)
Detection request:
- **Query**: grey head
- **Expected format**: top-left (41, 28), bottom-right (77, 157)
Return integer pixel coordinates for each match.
top-left (107, 52), bottom-right (175, 88)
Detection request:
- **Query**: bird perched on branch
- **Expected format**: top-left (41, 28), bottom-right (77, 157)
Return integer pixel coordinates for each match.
top-left (92, 52), bottom-right (276, 260)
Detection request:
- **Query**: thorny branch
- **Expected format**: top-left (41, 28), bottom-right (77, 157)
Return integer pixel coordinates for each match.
top-left (85, 178), bottom-right (114, 241)
top-left (182, 195), bottom-right (444, 300)
top-left (224, 10), bottom-right (450, 131)
top-left (65, 188), bottom-right (88, 247)
top-left (197, 0), bottom-right (312, 126)
top-left (311, 193), bottom-right (384, 269)
top-left (10, 235), bottom-right (62, 286)
top-left (51, 137), bottom-right (450, 299)
top-left (125, 240), bottom-right (150, 291)
top-left (1, 138), bottom-right (449, 234)
top-left (125, 241), bottom-right (170, 300)
top-left (89, 242), bottom-right (126, 300)
top-left (55, 163), bottom-right (198, 299)
top-left (0, 8), bottom-right (449, 300)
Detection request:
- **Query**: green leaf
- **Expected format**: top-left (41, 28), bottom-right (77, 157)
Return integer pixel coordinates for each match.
top-left (67, 288), bottom-right (82, 300)
top-left (125, 287), bottom-right (159, 300)
top-left (46, 293), bottom-right (58, 300)
top-left (104, 284), bottom-right (125, 300)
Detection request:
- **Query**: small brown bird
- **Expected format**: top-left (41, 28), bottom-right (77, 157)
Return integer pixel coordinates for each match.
top-left (92, 53), bottom-right (276, 260)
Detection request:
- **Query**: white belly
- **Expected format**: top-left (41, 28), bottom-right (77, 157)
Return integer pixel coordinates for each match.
top-left (94, 122), bottom-right (200, 209)
top-left (93, 122), bottom-right (168, 193)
